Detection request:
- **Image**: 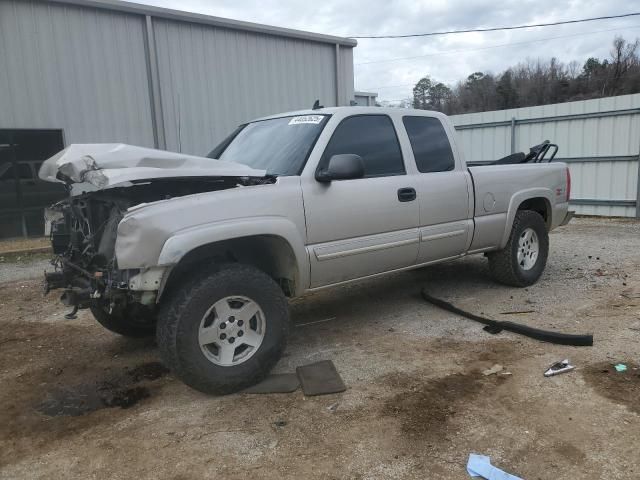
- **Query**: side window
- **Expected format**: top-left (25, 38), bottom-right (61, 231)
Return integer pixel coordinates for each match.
top-left (402, 116), bottom-right (455, 173)
top-left (322, 115), bottom-right (404, 177)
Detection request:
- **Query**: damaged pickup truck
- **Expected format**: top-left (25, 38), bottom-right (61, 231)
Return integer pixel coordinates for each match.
top-left (40, 107), bottom-right (571, 394)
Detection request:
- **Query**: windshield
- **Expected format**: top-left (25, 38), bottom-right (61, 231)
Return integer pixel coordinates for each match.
top-left (207, 114), bottom-right (328, 176)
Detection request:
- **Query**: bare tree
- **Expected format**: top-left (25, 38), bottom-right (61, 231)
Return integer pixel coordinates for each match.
top-left (609, 36), bottom-right (639, 94)
top-left (410, 35), bottom-right (640, 115)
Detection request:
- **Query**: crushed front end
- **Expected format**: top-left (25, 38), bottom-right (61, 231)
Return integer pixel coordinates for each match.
top-left (44, 191), bottom-right (150, 319)
top-left (43, 175), bottom-right (269, 320)
top-left (38, 143), bottom-right (272, 322)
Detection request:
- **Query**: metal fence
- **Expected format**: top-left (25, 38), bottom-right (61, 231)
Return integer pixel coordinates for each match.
top-left (450, 94), bottom-right (640, 218)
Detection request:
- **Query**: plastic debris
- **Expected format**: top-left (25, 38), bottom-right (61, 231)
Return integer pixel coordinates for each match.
top-left (614, 364), bottom-right (627, 372)
top-left (421, 290), bottom-right (593, 346)
top-left (482, 364), bottom-right (503, 376)
top-left (467, 453), bottom-right (522, 480)
top-left (544, 359), bottom-right (575, 377)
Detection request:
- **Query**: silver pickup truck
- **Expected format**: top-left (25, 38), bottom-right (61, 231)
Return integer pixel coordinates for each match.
top-left (40, 106), bottom-right (570, 394)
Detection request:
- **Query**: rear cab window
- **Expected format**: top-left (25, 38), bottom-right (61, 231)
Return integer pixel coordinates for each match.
top-left (402, 116), bottom-right (455, 173)
top-left (321, 115), bottom-right (405, 178)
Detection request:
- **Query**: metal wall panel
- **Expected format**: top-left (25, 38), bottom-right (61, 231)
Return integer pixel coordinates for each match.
top-left (455, 125), bottom-right (511, 163)
top-left (1, 0), bottom-right (356, 158)
top-left (451, 94), bottom-right (640, 217)
top-left (2, 0), bottom-right (356, 160)
top-left (339, 46), bottom-right (355, 106)
top-left (0, 0), bottom-right (155, 146)
top-left (152, 18), bottom-right (340, 155)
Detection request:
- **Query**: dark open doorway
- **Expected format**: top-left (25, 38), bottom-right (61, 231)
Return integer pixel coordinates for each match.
top-left (0, 129), bottom-right (66, 238)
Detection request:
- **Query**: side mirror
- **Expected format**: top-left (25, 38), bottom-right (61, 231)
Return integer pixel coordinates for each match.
top-left (315, 154), bottom-right (365, 182)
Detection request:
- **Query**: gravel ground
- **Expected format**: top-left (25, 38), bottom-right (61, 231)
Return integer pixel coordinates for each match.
top-left (0, 253), bottom-right (51, 283)
top-left (0, 217), bottom-right (639, 479)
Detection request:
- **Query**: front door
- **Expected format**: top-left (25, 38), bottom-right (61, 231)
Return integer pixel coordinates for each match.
top-left (302, 114), bottom-right (420, 288)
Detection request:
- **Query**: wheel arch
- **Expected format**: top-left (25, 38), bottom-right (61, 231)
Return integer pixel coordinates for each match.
top-left (517, 197), bottom-right (551, 229)
top-left (157, 218), bottom-right (308, 299)
top-left (499, 189), bottom-right (553, 249)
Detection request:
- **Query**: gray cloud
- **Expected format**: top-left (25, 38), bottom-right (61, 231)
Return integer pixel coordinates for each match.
top-left (127, 0), bottom-right (640, 102)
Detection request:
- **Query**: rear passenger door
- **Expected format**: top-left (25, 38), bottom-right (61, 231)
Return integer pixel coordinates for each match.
top-left (402, 116), bottom-right (473, 264)
top-left (302, 115), bottom-right (420, 287)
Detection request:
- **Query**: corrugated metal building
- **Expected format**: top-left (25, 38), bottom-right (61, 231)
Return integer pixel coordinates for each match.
top-left (451, 94), bottom-right (640, 218)
top-left (0, 0), bottom-right (357, 236)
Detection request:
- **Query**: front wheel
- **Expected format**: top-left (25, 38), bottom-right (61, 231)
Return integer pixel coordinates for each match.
top-left (156, 263), bottom-right (289, 394)
top-left (487, 210), bottom-right (549, 287)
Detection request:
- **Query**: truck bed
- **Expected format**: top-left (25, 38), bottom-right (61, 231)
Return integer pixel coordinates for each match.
top-left (467, 162), bottom-right (569, 252)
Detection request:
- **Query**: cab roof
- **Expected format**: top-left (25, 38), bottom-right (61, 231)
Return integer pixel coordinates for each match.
top-left (252, 106), bottom-right (448, 123)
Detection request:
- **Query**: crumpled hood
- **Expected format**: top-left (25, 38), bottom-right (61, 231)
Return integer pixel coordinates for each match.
top-left (39, 144), bottom-right (267, 189)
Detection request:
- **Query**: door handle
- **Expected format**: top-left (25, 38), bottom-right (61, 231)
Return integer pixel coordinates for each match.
top-left (397, 187), bottom-right (416, 202)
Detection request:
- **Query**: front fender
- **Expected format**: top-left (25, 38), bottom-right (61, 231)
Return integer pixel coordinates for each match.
top-left (157, 216), bottom-right (310, 292)
top-left (499, 188), bottom-right (553, 248)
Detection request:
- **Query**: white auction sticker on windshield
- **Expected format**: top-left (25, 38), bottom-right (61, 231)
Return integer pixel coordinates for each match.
top-left (288, 115), bottom-right (324, 125)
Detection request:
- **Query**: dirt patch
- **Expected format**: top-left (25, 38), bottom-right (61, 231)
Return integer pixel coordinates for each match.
top-left (38, 384), bottom-right (151, 417)
top-left (380, 371), bottom-right (501, 439)
top-left (552, 441), bottom-right (588, 464)
top-left (37, 362), bottom-right (169, 417)
top-left (582, 362), bottom-right (640, 414)
top-left (0, 282), bottom-right (168, 468)
top-left (0, 359), bottom-right (169, 467)
top-left (126, 361), bottom-right (169, 383)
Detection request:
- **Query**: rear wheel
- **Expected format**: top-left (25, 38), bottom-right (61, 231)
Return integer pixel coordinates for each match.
top-left (488, 210), bottom-right (549, 287)
top-left (90, 304), bottom-right (156, 338)
top-left (156, 263), bottom-right (289, 394)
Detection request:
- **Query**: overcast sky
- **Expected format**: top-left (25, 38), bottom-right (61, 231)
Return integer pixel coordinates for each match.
top-left (128, 0), bottom-right (640, 103)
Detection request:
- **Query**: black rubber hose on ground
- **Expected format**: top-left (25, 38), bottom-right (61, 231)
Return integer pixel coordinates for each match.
top-left (421, 289), bottom-right (593, 347)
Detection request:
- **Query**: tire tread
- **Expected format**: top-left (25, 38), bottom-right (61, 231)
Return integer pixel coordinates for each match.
top-left (156, 263), bottom-right (289, 394)
top-left (488, 210), bottom-right (548, 287)
top-left (90, 306), bottom-right (155, 338)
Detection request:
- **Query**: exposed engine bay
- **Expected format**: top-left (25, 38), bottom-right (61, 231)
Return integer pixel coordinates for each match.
top-left (44, 176), bottom-right (274, 318)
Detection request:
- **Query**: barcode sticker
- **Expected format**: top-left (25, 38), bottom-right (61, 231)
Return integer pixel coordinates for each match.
top-left (288, 115), bottom-right (324, 125)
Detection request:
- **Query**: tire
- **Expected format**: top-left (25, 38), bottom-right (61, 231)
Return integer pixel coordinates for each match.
top-left (90, 304), bottom-right (156, 338)
top-left (156, 263), bottom-right (289, 395)
top-left (488, 210), bottom-right (549, 287)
